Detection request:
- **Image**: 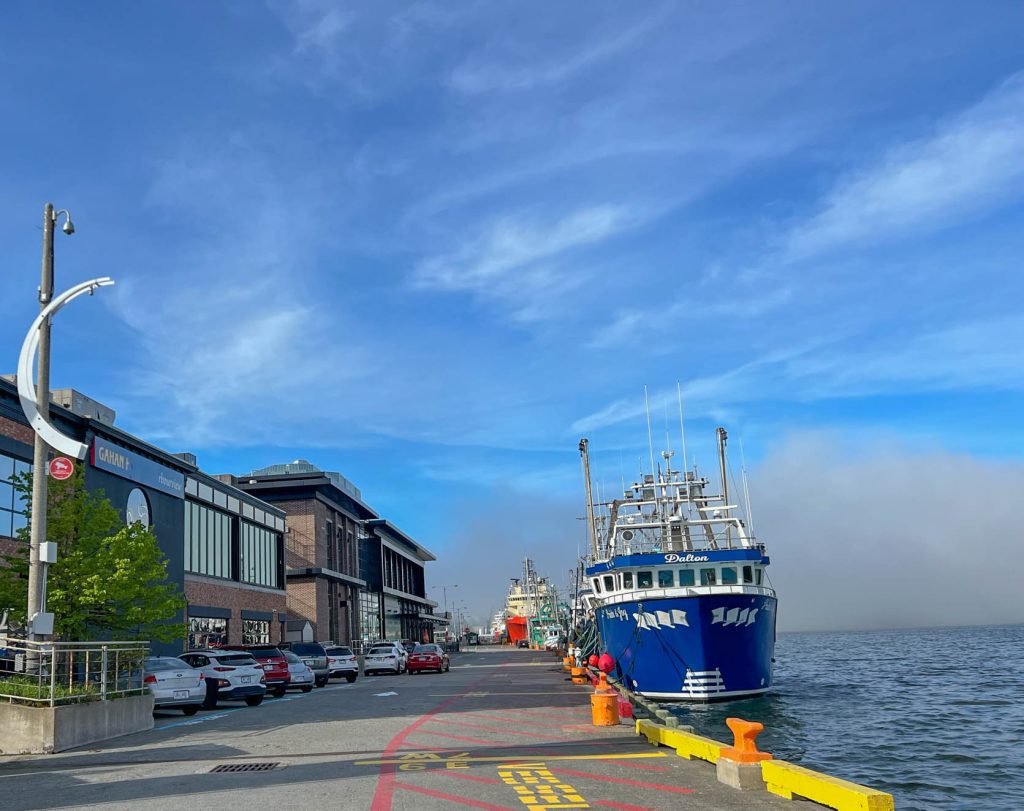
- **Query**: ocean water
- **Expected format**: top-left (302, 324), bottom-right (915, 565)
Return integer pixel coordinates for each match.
top-left (666, 625), bottom-right (1024, 811)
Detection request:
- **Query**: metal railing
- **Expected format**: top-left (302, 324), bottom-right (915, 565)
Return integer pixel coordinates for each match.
top-left (0, 639), bottom-right (149, 707)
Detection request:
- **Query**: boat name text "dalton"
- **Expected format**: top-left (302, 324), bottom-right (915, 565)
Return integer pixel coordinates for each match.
top-left (663, 553), bottom-right (710, 563)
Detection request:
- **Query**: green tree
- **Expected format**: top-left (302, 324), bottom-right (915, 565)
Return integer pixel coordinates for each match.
top-left (0, 470), bottom-right (185, 642)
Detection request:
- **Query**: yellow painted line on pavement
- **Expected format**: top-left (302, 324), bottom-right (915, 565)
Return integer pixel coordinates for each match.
top-left (354, 751), bottom-right (669, 767)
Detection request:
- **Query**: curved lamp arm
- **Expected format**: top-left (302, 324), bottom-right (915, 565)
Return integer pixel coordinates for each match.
top-left (17, 277), bottom-right (116, 460)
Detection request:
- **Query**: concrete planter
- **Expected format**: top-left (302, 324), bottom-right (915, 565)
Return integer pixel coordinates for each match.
top-left (0, 694), bottom-right (154, 754)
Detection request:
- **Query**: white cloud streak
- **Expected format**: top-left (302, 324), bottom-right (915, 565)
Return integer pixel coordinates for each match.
top-left (787, 72), bottom-right (1024, 258)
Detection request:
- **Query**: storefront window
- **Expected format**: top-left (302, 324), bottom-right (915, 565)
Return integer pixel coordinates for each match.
top-left (188, 616), bottom-right (228, 649)
top-left (242, 619), bottom-right (270, 645)
top-left (360, 591), bottom-right (381, 642)
top-left (0, 454), bottom-right (31, 540)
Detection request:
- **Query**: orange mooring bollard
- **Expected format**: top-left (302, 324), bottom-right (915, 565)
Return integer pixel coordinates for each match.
top-left (591, 679), bottom-right (619, 726)
top-left (563, 656), bottom-right (573, 671)
top-left (720, 717), bottom-right (773, 763)
top-left (570, 666), bottom-right (588, 685)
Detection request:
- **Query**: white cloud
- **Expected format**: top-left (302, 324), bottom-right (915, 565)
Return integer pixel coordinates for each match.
top-left (414, 204), bottom-right (643, 321)
top-left (448, 11), bottom-right (663, 95)
top-left (787, 72), bottom-right (1024, 258)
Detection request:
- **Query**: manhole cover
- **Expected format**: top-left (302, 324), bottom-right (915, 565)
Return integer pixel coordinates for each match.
top-left (210, 762), bottom-right (279, 773)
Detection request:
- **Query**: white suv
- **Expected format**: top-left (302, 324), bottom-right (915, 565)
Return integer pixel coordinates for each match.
top-left (364, 642), bottom-right (406, 675)
top-left (179, 650), bottom-right (267, 708)
top-left (324, 645), bottom-right (359, 683)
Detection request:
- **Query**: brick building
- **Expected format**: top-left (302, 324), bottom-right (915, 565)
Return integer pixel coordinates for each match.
top-left (0, 378), bottom-right (287, 653)
top-left (226, 462), bottom-right (377, 645)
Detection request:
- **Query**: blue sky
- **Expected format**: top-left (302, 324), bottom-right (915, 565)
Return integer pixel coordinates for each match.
top-left (3, 3), bottom-right (1024, 626)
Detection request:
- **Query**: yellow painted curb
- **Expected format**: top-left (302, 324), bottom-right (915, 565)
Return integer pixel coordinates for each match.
top-left (761, 760), bottom-right (895, 811)
top-left (635, 718), bottom-right (724, 764)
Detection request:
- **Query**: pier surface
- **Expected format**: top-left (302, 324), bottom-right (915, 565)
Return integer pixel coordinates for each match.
top-left (0, 648), bottom-right (799, 810)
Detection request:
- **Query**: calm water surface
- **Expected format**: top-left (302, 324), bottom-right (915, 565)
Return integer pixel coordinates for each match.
top-left (667, 625), bottom-right (1024, 811)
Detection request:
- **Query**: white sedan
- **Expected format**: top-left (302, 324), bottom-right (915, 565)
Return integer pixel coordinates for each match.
top-left (283, 651), bottom-right (315, 692)
top-left (144, 656), bottom-right (206, 715)
top-left (364, 643), bottom-right (405, 675)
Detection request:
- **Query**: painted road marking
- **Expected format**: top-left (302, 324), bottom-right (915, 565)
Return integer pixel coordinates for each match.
top-left (356, 751), bottom-right (669, 768)
top-left (498, 762), bottom-right (589, 810)
top-left (375, 691), bottom-right (399, 697)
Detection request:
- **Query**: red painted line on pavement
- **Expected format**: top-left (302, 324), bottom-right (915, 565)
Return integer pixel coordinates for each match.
top-left (550, 767), bottom-right (696, 794)
top-left (593, 801), bottom-right (660, 811)
top-left (409, 729), bottom-right (500, 746)
top-left (370, 662), bottom-right (509, 811)
top-left (429, 717), bottom-right (565, 740)
top-left (394, 781), bottom-right (519, 811)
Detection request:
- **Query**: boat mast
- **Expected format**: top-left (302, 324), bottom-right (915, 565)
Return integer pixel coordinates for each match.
top-left (579, 438), bottom-right (600, 560)
top-left (716, 427), bottom-right (731, 547)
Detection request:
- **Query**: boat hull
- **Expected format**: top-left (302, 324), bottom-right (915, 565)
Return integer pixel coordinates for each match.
top-left (594, 593), bottom-right (777, 701)
top-left (506, 616), bottom-right (528, 643)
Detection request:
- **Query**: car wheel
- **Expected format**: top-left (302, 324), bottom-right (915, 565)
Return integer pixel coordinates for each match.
top-left (273, 686), bottom-right (287, 698)
top-left (202, 686), bottom-right (218, 709)
top-left (301, 685), bottom-right (313, 693)
top-left (345, 673), bottom-right (357, 683)
top-left (183, 705), bottom-right (200, 716)
top-left (245, 696), bottom-right (263, 707)
top-left (315, 677), bottom-right (328, 687)
top-left (445, 662), bottom-right (450, 672)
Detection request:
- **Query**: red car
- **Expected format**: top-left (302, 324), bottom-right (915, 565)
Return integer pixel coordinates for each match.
top-left (224, 645), bottom-right (291, 697)
top-left (407, 643), bottom-right (450, 674)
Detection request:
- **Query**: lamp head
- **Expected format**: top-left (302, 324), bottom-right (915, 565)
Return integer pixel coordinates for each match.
top-left (62, 218), bottom-right (75, 235)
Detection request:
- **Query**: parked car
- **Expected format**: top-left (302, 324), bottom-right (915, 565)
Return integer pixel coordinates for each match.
top-left (282, 651), bottom-right (315, 692)
top-left (516, 639), bottom-right (530, 648)
top-left (407, 643), bottom-right (450, 674)
top-left (283, 642), bottom-right (330, 687)
top-left (364, 642), bottom-right (405, 675)
top-left (324, 645), bottom-right (359, 683)
top-left (179, 650), bottom-right (266, 708)
top-left (223, 645), bottom-right (290, 697)
top-left (144, 656), bottom-right (206, 714)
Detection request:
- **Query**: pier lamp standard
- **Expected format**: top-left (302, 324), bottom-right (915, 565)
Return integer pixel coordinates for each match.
top-left (18, 204), bottom-right (115, 640)
top-left (429, 584), bottom-right (458, 638)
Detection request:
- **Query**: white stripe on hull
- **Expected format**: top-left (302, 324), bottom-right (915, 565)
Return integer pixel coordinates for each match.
top-left (635, 687), bottom-right (769, 700)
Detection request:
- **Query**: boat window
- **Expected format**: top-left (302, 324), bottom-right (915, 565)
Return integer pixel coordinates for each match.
top-left (721, 567), bottom-right (738, 585)
top-left (755, 569), bottom-right (763, 586)
top-left (658, 570), bottom-right (674, 588)
top-left (622, 571), bottom-right (634, 589)
top-left (700, 568), bottom-right (717, 586)
top-left (637, 571), bottom-right (653, 589)
top-left (592, 578), bottom-right (602, 593)
top-left (678, 569), bottom-right (695, 586)
top-left (603, 575), bottom-right (616, 592)
top-left (742, 565), bottom-right (754, 584)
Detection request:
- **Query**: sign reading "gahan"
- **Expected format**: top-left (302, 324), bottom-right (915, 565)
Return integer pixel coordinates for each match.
top-left (90, 437), bottom-right (185, 499)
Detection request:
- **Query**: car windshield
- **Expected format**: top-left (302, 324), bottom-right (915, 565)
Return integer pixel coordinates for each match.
top-left (246, 647), bottom-right (283, 658)
top-left (368, 646), bottom-right (394, 654)
top-left (283, 652), bottom-right (301, 664)
top-left (413, 645), bottom-right (440, 654)
top-left (145, 658), bottom-right (190, 671)
top-left (326, 647), bottom-right (353, 656)
top-left (213, 654), bottom-right (258, 666)
top-left (291, 644), bottom-right (325, 656)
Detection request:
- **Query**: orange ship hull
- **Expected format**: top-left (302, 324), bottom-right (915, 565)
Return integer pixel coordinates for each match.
top-left (507, 616), bottom-right (528, 643)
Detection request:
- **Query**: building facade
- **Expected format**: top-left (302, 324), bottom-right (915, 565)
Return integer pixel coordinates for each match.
top-left (227, 462), bottom-right (375, 646)
top-left (0, 379), bottom-right (288, 653)
top-left (360, 518), bottom-right (445, 645)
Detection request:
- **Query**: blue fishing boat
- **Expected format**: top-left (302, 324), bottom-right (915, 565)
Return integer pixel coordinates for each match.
top-left (579, 426), bottom-right (777, 701)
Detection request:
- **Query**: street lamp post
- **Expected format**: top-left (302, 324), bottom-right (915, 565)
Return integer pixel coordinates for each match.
top-left (26, 203), bottom-right (74, 641)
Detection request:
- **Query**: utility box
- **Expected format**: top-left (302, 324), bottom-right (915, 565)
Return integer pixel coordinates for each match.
top-left (40, 542), bottom-right (58, 564)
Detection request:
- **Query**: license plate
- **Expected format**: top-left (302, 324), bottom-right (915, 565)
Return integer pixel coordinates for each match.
top-left (173, 690), bottom-right (188, 700)
top-left (241, 676), bottom-right (252, 684)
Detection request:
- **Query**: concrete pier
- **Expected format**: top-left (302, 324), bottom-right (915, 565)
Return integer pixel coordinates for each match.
top-left (0, 648), bottom-right (867, 810)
